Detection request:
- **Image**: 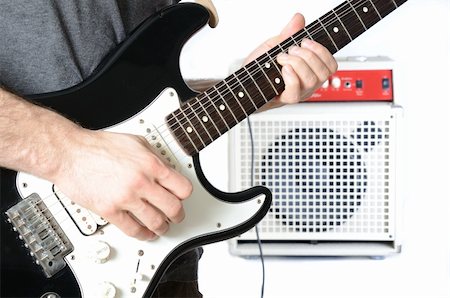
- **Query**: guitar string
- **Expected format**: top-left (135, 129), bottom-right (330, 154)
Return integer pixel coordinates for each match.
top-left (16, 189), bottom-right (105, 238)
top-left (152, 0), bottom-right (387, 146)
top-left (129, 0), bottom-right (396, 196)
top-left (12, 0), bottom-right (383, 221)
top-left (10, 0), bottom-right (395, 236)
top-left (147, 0), bottom-right (388, 157)
top-left (161, 0), bottom-right (384, 130)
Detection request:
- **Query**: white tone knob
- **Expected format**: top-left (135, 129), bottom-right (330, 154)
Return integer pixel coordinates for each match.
top-left (96, 281), bottom-right (116, 298)
top-left (331, 77), bottom-right (342, 88)
top-left (89, 241), bottom-right (111, 264)
top-left (321, 79), bottom-right (330, 89)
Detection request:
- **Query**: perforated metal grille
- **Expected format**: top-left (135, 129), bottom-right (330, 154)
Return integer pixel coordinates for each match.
top-left (232, 113), bottom-right (397, 241)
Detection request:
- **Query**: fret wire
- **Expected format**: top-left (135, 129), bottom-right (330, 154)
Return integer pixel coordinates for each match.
top-left (375, 0), bottom-right (399, 17)
top-left (186, 0), bottom-right (391, 127)
top-left (304, 27), bottom-right (314, 40)
top-left (235, 67), bottom-right (268, 107)
top-left (316, 7), bottom-right (353, 49)
top-left (335, 1), bottom-right (366, 41)
top-left (196, 94), bottom-right (224, 134)
top-left (254, 58), bottom-right (278, 95)
top-left (278, 36), bottom-right (296, 53)
top-left (317, 17), bottom-right (339, 51)
top-left (367, 0), bottom-right (383, 19)
top-left (243, 64), bottom-right (269, 103)
top-left (304, 20), bottom-right (337, 53)
top-left (356, 0), bottom-right (380, 28)
top-left (266, 45), bottom-right (282, 67)
top-left (192, 98), bottom-right (221, 138)
top-left (207, 87), bottom-right (237, 128)
top-left (187, 101), bottom-right (214, 142)
top-left (213, 85), bottom-right (240, 124)
top-left (266, 51), bottom-right (283, 77)
top-left (346, 0), bottom-right (368, 30)
top-left (215, 83), bottom-right (242, 124)
top-left (172, 113), bottom-right (199, 153)
top-left (232, 73), bottom-right (258, 110)
top-left (291, 30), bottom-right (309, 48)
top-left (290, 35), bottom-right (300, 47)
top-left (180, 106), bottom-right (206, 147)
top-left (223, 79), bottom-right (248, 117)
top-left (168, 0), bottom-right (405, 156)
top-left (332, 8), bottom-right (353, 40)
top-left (202, 91), bottom-right (231, 130)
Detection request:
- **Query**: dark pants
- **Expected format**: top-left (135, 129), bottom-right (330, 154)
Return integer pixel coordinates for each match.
top-left (152, 280), bottom-right (202, 298)
top-left (151, 248), bottom-right (203, 298)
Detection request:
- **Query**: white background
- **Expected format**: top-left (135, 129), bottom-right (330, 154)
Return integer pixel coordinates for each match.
top-left (179, 0), bottom-right (450, 297)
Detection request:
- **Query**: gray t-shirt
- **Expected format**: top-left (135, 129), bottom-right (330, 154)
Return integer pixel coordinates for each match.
top-left (0, 0), bottom-right (201, 283)
top-left (0, 0), bottom-right (174, 94)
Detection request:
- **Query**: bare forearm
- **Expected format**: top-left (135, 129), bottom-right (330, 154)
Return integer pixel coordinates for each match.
top-left (0, 88), bottom-right (81, 181)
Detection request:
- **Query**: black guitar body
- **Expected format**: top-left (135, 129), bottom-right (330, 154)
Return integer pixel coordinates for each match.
top-left (1, 3), bottom-right (271, 297)
top-left (1, 173), bottom-right (81, 298)
top-left (1, 0), bottom-right (409, 295)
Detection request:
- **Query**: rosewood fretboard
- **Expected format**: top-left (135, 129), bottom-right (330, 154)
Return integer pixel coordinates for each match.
top-left (167, 0), bottom-right (408, 156)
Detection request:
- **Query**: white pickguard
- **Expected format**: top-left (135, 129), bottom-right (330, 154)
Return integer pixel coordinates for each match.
top-left (16, 88), bottom-right (268, 298)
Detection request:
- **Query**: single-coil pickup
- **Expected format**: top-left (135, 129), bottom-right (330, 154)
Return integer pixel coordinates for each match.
top-left (54, 187), bottom-right (108, 236)
top-left (144, 125), bottom-right (179, 170)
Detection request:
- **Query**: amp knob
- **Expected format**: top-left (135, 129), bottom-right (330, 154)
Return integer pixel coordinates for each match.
top-left (331, 77), bottom-right (342, 89)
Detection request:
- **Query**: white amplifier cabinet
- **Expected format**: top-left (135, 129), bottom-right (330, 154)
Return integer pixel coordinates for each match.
top-left (228, 57), bottom-right (404, 257)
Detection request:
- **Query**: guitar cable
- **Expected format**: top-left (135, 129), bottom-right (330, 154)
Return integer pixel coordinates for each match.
top-left (246, 117), bottom-right (266, 298)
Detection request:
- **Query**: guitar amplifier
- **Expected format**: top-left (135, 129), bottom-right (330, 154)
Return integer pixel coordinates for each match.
top-left (228, 57), bottom-right (404, 257)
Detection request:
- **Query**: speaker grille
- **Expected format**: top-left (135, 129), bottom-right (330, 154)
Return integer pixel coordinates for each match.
top-left (234, 114), bottom-right (396, 241)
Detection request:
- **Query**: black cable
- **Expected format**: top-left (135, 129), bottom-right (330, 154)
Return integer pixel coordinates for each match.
top-left (247, 117), bottom-right (265, 298)
top-left (255, 225), bottom-right (265, 298)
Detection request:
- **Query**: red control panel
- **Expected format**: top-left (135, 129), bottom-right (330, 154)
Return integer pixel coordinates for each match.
top-left (307, 69), bottom-right (393, 102)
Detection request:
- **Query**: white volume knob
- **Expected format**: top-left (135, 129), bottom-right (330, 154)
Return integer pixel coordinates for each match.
top-left (90, 241), bottom-right (111, 264)
top-left (321, 79), bottom-right (330, 89)
top-left (96, 281), bottom-right (117, 298)
top-left (331, 77), bottom-right (341, 88)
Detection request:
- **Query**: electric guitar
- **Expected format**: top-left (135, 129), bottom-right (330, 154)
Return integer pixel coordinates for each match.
top-left (1, 1), bottom-right (408, 297)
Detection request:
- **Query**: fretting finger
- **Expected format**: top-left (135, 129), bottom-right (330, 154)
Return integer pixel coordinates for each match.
top-left (288, 46), bottom-right (333, 83)
top-left (300, 39), bottom-right (338, 74)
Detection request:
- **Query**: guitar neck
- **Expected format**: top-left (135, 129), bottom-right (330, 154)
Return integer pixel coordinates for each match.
top-left (167, 0), bottom-right (408, 156)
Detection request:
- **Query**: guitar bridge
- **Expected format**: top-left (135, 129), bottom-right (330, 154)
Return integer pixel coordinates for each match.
top-left (5, 193), bottom-right (73, 278)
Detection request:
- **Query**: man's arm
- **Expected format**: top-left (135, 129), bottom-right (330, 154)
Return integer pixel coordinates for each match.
top-left (0, 89), bottom-right (79, 178)
top-left (0, 13), bottom-right (336, 242)
top-left (0, 88), bottom-right (192, 240)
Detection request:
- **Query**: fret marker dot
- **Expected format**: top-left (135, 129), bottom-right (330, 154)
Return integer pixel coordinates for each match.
top-left (275, 78), bottom-right (281, 84)
top-left (219, 104), bottom-right (226, 111)
top-left (186, 127), bottom-right (193, 133)
top-left (202, 116), bottom-right (209, 122)
top-left (265, 63), bottom-right (270, 69)
top-left (333, 27), bottom-right (339, 33)
top-left (363, 7), bottom-right (369, 13)
top-left (238, 91), bottom-right (245, 98)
